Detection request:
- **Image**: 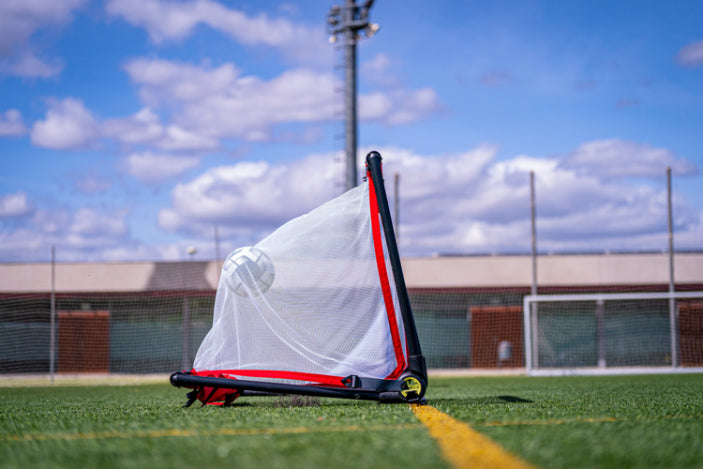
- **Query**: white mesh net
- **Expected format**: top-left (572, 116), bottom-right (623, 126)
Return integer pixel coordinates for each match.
top-left (193, 182), bottom-right (407, 383)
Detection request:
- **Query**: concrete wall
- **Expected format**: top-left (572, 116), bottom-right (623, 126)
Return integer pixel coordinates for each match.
top-left (402, 252), bottom-right (703, 288)
top-left (1, 252), bottom-right (702, 293)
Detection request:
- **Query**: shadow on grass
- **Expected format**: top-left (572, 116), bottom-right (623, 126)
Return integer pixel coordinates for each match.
top-left (199, 395), bottom-right (533, 409)
top-left (427, 395), bottom-right (534, 406)
top-left (497, 395), bottom-right (533, 403)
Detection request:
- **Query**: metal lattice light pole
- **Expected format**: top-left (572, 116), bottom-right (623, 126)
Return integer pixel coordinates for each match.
top-left (327, 0), bottom-right (379, 191)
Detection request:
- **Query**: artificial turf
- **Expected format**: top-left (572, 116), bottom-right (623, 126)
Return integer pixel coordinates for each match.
top-left (1, 374), bottom-right (702, 469)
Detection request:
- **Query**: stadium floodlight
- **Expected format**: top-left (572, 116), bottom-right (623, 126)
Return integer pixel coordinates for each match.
top-left (171, 152), bottom-right (428, 406)
top-left (326, 0), bottom-right (379, 192)
top-left (365, 22), bottom-right (380, 37)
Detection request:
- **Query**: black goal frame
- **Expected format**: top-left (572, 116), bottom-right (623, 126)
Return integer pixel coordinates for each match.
top-left (170, 151), bottom-right (427, 405)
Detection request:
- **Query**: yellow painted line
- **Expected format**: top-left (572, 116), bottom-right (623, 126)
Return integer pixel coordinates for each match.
top-left (2, 423), bottom-right (421, 443)
top-left (412, 404), bottom-right (536, 469)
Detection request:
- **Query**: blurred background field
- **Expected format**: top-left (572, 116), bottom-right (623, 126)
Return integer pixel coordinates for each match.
top-left (2, 253), bottom-right (702, 377)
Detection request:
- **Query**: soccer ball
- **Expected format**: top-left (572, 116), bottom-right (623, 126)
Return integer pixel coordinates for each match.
top-left (223, 247), bottom-right (275, 296)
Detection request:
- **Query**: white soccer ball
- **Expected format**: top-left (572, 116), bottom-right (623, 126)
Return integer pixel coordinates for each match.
top-left (222, 247), bottom-right (275, 296)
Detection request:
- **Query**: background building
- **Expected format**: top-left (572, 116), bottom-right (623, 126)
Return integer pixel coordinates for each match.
top-left (1, 252), bottom-right (702, 374)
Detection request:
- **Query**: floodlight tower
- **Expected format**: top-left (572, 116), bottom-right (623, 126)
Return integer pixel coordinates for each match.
top-left (327, 0), bottom-right (379, 191)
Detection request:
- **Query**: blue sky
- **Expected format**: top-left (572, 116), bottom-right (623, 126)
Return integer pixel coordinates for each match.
top-left (1, 0), bottom-right (702, 262)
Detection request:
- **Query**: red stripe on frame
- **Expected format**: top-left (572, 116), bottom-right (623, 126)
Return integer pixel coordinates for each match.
top-left (192, 369), bottom-right (347, 387)
top-left (367, 170), bottom-right (407, 378)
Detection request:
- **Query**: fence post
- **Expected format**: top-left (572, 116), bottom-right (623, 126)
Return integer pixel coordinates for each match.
top-left (667, 167), bottom-right (678, 368)
top-left (50, 245), bottom-right (56, 383)
top-left (529, 171), bottom-right (539, 369)
top-left (596, 299), bottom-right (606, 368)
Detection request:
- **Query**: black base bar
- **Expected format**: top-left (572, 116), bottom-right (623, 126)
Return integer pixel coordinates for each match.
top-left (170, 371), bottom-right (416, 403)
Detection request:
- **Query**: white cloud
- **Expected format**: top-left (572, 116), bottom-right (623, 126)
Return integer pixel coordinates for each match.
top-left (677, 39), bottom-right (703, 67)
top-left (32, 208), bottom-right (70, 235)
top-left (0, 205), bottom-right (132, 262)
top-left (158, 152), bottom-right (338, 237)
top-left (0, 192), bottom-right (33, 218)
top-left (0, 109), bottom-right (27, 137)
top-left (102, 108), bottom-right (164, 145)
top-left (0, 229), bottom-right (47, 261)
top-left (362, 53), bottom-right (391, 76)
top-left (70, 208), bottom-right (128, 239)
top-left (102, 107), bottom-right (218, 151)
top-left (361, 53), bottom-right (400, 87)
top-left (3, 138), bottom-right (702, 261)
top-left (28, 206), bottom-right (129, 244)
top-left (156, 141), bottom-right (703, 257)
top-left (158, 145), bottom-right (502, 250)
top-left (158, 125), bottom-right (219, 151)
top-left (125, 152), bottom-right (201, 182)
top-left (384, 88), bottom-right (442, 125)
top-left (29, 97), bottom-right (219, 153)
top-left (357, 55), bottom-right (442, 123)
top-left (0, 51), bottom-right (63, 78)
top-left (63, 207), bottom-right (130, 250)
top-left (561, 139), bottom-right (698, 179)
top-left (0, 0), bottom-right (87, 78)
top-left (32, 97), bottom-right (219, 152)
top-left (359, 87), bottom-right (442, 126)
top-left (0, 1), bottom-right (86, 54)
top-left (31, 98), bottom-right (99, 149)
top-left (106, 0), bottom-right (329, 64)
top-left (125, 58), bottom-right (336, 141)
top-left (359, 92), bottom-right (393, 120)
top-left (380, 145), bottom-right (498, 200)
top-left (124, 57), bottom-right (443, 142)
top-left (124, 59), bottom-right (240, 105)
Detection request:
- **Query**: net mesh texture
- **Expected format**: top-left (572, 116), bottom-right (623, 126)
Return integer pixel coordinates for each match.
top-left (525, 294), bottom-right (703, 372)
top-left (193, 181), bottom-right (407, 384)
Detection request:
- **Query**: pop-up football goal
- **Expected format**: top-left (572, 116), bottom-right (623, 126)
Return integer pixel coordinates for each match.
top-left (170, 151), bottom-right (428, 405)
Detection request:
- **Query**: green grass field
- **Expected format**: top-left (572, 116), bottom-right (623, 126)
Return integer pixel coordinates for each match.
top-left (1, 374), bottom-right (702, 469)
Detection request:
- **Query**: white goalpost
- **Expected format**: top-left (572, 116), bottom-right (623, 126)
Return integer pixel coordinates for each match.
top-left (524, 291), bottom-right (703, 376)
